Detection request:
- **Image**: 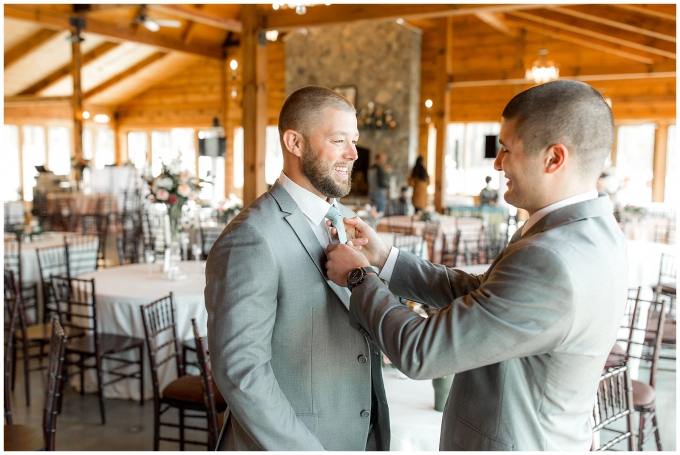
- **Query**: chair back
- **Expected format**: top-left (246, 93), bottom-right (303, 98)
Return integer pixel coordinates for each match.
top-left (118, 212), bottom-right (145, 264)
top-left (140, 293), bottom-right (184, 403)
top-left (385, 216), bottom-right (413, 235)
top-left (80, 214), bottom-right (109, 266)
top-left (439, 230), bottom-right (461, 267)
top-left (191, 318), bottom-right (220, 450)
top-left (142, 212), bottom-right (166, 254)
top-left (36, 245), bottom-right (69, 321)
top-left (392, 233), bottom-right (423, 258)
top-left (658, 253), bottom-right (676, 289)
top-left (51, 276), bottom-right (98, 341)
top-left (65, 234), bottom-right (99, 276)
top-left (591, 365), bottom-right (636, 451)
top-left (43, 315), bottom-right (68, 451)
top-left (422, 220), bottom-right (440, 261)
top-left (617, 295), bottom-right (666, 388)
top-left (199, 222), bottom-right (226, 259)
top-left (385, 200), bottom-right (407, 217)
top-left (4, 233), bottom-right (22, 287)
top-left (4, 269), bottom-right (21, 426)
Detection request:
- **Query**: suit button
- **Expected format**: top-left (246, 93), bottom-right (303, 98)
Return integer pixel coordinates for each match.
top-left (360, 410), bottom-right (370, 418)
top-left (358, 355), bottom-right (367, 364)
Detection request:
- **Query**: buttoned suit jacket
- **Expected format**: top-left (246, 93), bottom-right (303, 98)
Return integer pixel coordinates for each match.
top-left (205, 181), bottom-right (389, 450)
top-left (349, 194), bottom-right (627, 450)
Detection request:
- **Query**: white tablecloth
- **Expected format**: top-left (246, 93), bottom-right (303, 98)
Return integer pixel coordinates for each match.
top-left (626, 240), bottom-right (675, 293)
top-left (383, 367), bottom-right (443, 451)
top-left (78, 261), bottom-right (208, 400)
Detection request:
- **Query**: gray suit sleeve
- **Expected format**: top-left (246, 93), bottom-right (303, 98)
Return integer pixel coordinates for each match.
top-left (349, 244), bottom-right (574, 380)
top-left (205, 223), bottom-right (325, 450)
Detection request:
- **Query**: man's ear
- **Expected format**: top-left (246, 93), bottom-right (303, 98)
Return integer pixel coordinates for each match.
top-left (544, 143), bottom-right (569, 174)
top-left (282, 130), bottom-right (304, 158)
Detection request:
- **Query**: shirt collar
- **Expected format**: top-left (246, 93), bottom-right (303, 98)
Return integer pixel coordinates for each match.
top-left (279, 171), bottom-right (336, 225)
top-left (521, 189), bottom-right (598, 236)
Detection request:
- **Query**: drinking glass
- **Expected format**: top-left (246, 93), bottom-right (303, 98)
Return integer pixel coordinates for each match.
top-left (144, 249), bottom-right (156, 276)
top-left (191, 244), bottom-right (202, 272)
top-left (180, 232), bottom-right (190, 261)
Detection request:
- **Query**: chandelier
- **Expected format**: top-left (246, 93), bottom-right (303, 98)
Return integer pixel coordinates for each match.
top-left (525, 48), bottom-right (559, 84)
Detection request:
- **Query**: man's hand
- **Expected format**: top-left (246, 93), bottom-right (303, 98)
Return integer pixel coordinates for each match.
top-left (326, 243), bottom-right (370, 287)
top-left (327, 216), bottom-right (391, 267)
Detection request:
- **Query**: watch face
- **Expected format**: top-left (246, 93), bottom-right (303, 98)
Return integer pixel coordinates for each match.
top-left (348, 268), bottom-right (364, 284)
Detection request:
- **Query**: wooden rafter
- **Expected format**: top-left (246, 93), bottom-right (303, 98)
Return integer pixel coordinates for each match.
top-left (264, 3), bottom-right (546, 31)
top-left (475, 12), bottom-right (517, 37)
top-left (5, 29), bottom-right (61, 68)
top-left (506, 12), bottom-right (675, 60)
top-left (4, 5), bottom-right (223, 59)
top-left (83, 52), bottom-right (168, 100)
top-left (550, 6), bottom-right (675, 43)
top-left (508, 20), bottom-right (655, 64)
top-left (147, 4), bottom-right (242, 33)
top-left (448, 71), bottom-right (676, 88)
top-left (18, 42), bottom-right (120, 95)
top-left (613, 4), bottom-right (676, 22)
top-left (4, 95), bottom-right (72, 106)
top-left (180, 4), bottom-right (202, 45)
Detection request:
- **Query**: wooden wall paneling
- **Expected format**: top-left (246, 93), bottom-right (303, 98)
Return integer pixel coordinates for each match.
top-left (652, 122), bottom-right (670, 202)
top-left (4, 29), bottom-right (61, 68)
top-left (241, 5), bottom-right (268, 206)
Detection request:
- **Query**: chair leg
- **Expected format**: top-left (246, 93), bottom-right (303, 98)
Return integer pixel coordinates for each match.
top-left (138, 346), bottom-right (144, 406)
top-left (638, 411), bottom-right (647, 450)
top-left (153, 401), bottom-right (160, 451)
top-left (21, 340), bottom-right (30, 407)
top-left (652, 413), bottom-right (662, 451)
top-left (179, 408), bottom-right (185, 451)
top-left (96, 354), bottom-right (105, 425)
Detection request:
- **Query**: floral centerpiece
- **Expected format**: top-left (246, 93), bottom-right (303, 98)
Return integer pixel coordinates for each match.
top-left (145, 157), bottom-right (202, 242)
top-left (71, 156), bottom-right (91, 185)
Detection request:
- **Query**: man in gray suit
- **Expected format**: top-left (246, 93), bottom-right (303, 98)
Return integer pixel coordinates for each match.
top-left (325, 80), bottom-right (627, 450)
top-left (205, 86), bottom-right (389, 450)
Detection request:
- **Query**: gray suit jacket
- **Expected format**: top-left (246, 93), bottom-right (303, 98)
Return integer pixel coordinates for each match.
top-left (349, 194), bottom-right (627, 450)
top-left (205, 181), bottom-right (389, 450)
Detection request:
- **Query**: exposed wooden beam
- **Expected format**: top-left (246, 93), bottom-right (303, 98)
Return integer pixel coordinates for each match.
top-left (264, 4), bottom-right (547, 31)
top-left (652, 122), bottom-right (668, 202)
top-left (551, 6), bottom-right (675, 43)
top-left (508, 11), bottom-right (675, 59)
top-left (147, 4), bottom-right (242, 33)
top-left (475, 12), bottom-right (517, 37)
top-left (18, 42), bottom-right (120, 95)
top-left (4, 95), bottom-right (72, 107)
top-left (5, 29), bottom-right (61, 68)
top-left (4, 5), bottom-right (223, 59)
top-left (509, 21), bottom-right (655, 64)
top-left (613, 5), bottom-right (676, 22)
top-left (433, 17), bottom-right (451, 214)
top-left (241, 5), bottom-right (268, 205)
top-left (72, 25), bottom-right (84, 163)
top-left (83, 52), bottom-right (168, 100)
top-left (180, 4), bottom-right (202, 45)
top-left (448, 71), bottom-right (677, 88)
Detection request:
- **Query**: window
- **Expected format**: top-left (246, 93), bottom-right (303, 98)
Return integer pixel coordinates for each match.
top-left (151, 128), bottom-right (196, 177)
top-left (232, 126), bottom-right (283, 189)
top-left (127, 131), bottom-right (148, 169)
top-left (615, 124), bottom-right (655, 206)
top-left (665, 124), bottom-right (676, 205)
top-left (198, 156), bottom-right (225, 203)
top-left (445, 122), bottom-right (500, 196)
top-left (3, 125), bottom-right (21, 201)
top-left (94, 128), bottom-right (115, 168)
top-left (21, 126), bottom-right (46, 202)
top-left (47, 126), bottom-right (71, 176)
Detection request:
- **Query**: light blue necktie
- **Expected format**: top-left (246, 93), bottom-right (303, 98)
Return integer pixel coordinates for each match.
top-left (325, 205), bottom-right (347, 244)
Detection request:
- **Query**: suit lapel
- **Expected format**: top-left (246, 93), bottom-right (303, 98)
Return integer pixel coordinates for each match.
top-left (270, 182), bottom-right (351, 310)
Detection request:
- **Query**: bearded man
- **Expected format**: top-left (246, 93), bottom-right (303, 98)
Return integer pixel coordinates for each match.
top-left (205, 86), bottom-right (390, 450)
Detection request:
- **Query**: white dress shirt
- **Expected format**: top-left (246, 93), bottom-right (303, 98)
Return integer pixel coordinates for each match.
top-left (279, 172), bottom-right (338, 252)
top-left (379, 189), bottom-right (599, 282)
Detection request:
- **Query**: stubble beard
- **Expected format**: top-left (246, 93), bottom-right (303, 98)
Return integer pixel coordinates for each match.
top-left (301, 143), bottom-right (353, 199)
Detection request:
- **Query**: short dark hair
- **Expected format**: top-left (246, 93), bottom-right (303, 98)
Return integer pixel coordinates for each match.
top-left (502, 80), bottom-right (614, 182)
top-left (278, 86), bottom-right (355, 149)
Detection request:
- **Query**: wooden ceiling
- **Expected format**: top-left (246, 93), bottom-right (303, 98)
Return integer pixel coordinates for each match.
top-left (4, 3), bottom-right (676, 119)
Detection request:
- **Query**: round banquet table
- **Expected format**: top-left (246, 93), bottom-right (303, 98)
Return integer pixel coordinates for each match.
top-left (78, 261), bottom-right (208, 401)
top-left (4, 231), bottom-right (80, 285)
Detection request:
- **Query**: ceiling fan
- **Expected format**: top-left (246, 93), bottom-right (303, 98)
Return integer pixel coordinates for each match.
top-left (134, 5), bottom-right (181, 32)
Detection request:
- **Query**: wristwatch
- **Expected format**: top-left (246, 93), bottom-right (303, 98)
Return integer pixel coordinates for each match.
top-left (347, 266), bottom-right (380, 292)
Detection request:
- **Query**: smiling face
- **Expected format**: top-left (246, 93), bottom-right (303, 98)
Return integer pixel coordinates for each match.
top-left (300, 108), bottom-right (359, 199)
top-left (494, 117), bottom-right (546, 215)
